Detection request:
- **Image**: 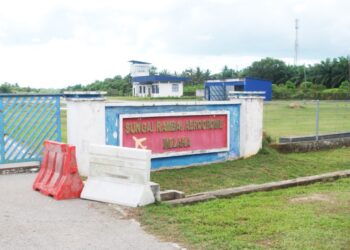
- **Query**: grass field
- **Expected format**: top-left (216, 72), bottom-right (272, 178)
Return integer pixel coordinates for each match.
top-left (151, 147), bottom-right (350, 195)
top-left (264, 100), bottom-right (350, 140)
top-left (61, 109), bottom-right (67, 143)
top-left (141, 178), bottom-right (350, 250)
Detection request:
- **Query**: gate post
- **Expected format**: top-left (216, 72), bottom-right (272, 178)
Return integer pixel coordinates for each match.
top-left (66, 93), bottom-right (106, 176)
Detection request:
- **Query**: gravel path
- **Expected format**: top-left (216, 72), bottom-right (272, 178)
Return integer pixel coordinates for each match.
top-left (0, 173), bottom-right (180, 250)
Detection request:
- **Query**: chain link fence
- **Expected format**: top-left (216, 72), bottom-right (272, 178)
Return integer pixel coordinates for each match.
top-left (264, 100), bottom-right (350, 142)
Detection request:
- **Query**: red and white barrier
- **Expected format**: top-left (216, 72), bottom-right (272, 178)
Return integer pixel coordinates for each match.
top-left (33, 141), bottom-right (84, 200)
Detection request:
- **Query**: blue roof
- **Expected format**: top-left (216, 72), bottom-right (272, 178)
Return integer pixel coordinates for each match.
top-left (128, 60), bottom-right (151, 64)
top-left (132, 75), bottom-right (188, 84)
top-left (205, 79), bottom-right (244, 87)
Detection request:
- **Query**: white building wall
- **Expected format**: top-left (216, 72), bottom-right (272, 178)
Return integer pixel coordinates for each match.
top-left (133, 83), bottom-right (152, 97)
top-left (239, 97), bottom-right (264, 158)
top-left (154, 82), bottom-right (183, 97)
top-left (66, 99), bottom-right (106, 176)
top-left (130, 64), bottom-right (150, 77)
top-left (133, 82), bottom-right (183, 97)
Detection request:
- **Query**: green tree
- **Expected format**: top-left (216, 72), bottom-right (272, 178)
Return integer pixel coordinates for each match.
top-left (0, 83), bottom-right (12, 93)
top-left (242, 57), bottom-right (292, 84)
top-left (221, 65), bottom-right (238, 79)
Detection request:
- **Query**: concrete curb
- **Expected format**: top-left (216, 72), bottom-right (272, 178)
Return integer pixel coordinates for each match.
top-left (166, 169), bottom-right (350, 206)
top-left (271, 138), bottom-right (350, 153)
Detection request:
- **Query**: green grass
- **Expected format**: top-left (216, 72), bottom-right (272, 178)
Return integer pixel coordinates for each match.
top-left (264, 100), bottom-right (350, 140)
top-left (61, 109), bottom-right (67, 143)
top-left (141, 178), bottom-right (350, 250)
top-left (151, 147), bottom-right (350, 195)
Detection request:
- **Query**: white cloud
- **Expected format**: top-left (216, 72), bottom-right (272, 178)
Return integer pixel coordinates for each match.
top-left (0, 0), bottom-right (349, 88)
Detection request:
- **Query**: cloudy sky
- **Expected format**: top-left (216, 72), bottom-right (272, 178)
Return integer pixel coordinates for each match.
top-left (0, 0), bottom-right (349, 88)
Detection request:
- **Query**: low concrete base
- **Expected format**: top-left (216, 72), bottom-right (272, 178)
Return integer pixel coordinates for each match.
top-left (166, 170), bottom-right (350, 205)
top-left (150, 182), bottom-right (161, 202)
top-left (0, 161), bottom-right (40, 175)
top-left (271, 137), bottom-right (350, 153)
top-left (279, 131), bottom-right (350, 143)
top-left (160, 190), bottom-right (185, 201)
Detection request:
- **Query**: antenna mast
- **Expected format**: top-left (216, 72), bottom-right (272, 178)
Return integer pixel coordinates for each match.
top-left (294, 19), bottom-right (299, 66)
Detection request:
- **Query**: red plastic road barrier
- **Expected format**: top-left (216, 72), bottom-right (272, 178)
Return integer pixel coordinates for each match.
top-left (33, 140), bottom-right (84, 200)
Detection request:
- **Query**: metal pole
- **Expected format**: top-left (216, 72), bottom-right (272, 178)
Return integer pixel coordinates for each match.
top-left (347, 55), bottom-right (350, 98)
top-left (315, 100), bottom-right (320, 141)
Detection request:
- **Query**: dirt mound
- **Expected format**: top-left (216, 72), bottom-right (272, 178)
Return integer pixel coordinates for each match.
top-left (289, 102), bottom-right (304, 109)
top-left (289, 193), bottom-right (335, 204)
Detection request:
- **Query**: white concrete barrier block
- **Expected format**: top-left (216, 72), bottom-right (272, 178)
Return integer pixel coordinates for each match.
top-left (81, 144), bottom-right (155, 207)
top-left (81, 177), bottom-right (155, 207)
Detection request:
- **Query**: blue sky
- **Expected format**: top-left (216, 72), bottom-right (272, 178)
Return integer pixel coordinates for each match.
top-left (0, 0), bottom-right (349, 88)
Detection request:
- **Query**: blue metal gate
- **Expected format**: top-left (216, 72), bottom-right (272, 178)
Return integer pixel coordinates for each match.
top-left (0, 94), bottom-right (61, 165)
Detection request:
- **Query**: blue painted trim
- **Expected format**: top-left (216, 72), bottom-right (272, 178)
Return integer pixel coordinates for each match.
top-left (205, 81), bottom-right (244, 87)
top-left (0, 94), bottom-right (62, 97)
top-left (132, 75), bottom-right (188, 84)
top-left (151, 152), bottom-right (229, 169)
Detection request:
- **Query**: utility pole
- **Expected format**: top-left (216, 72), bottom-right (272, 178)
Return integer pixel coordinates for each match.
top-left (294, 19), bottom-right (299, 66)
top-left (348, 55), bottom-right (350, 82)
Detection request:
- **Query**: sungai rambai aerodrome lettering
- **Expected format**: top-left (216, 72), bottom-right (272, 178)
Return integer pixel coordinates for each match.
top-left (124, 119), bottom-right (223, 134)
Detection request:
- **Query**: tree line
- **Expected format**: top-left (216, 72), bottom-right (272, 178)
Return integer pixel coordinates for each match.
top-left (1, 56), bottom-right (349, 99)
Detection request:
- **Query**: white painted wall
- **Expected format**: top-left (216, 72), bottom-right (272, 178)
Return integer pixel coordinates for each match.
top-left (66, 98), bottom-right (106, 176)
top-left (239, 97), bottom-right (264, 158)
top-left (133, 84), bottom-right (152, 97)
top-left (130, 63), bottom-right (150, 77)
top-left (133, 82), bottom-right (183, 97)
top-left (153, 82), bottom-right (183, 97)
top-left (196, 89), bottom-right (204, 98)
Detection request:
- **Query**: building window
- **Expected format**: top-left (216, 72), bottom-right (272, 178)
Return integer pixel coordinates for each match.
top-left (139, 86), bottom-right (142, 93)
top-left (172, 84), bottom-right (179, 92)
top-left (143, 86), bottom-right (146, 93)
top-left (152, 85), bottom-right (159, 94)
top-left (235, 85), bottom-right (244, 91)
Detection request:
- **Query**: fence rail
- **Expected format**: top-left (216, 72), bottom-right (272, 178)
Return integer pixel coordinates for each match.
top-left (0, 95), bottom-right (61, 165)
